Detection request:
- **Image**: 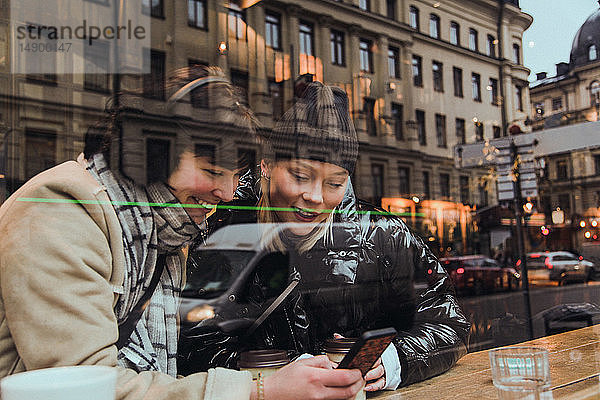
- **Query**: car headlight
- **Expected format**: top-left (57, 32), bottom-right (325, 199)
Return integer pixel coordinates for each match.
top-left (186, 305), bottom-right (216, 323)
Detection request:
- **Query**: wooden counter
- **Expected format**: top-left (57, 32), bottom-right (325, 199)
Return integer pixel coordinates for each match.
top-left (370, 325), bottom-right (600, 399)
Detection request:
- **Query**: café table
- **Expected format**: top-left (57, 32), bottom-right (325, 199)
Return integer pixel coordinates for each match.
top-left (369, 325), bottom-right (600, 399)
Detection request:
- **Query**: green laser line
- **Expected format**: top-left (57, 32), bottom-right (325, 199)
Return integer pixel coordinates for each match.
top-left (15, 197), bottom-right (426, 217)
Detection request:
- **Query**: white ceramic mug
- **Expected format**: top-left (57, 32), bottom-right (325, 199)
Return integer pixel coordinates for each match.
top-left (1, 365), bottom-right (117, 400)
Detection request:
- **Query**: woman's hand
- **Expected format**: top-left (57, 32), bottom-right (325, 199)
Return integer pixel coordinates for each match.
top-left (259, 355), bottom-right (364, 400)
top-left (364, 357), bottom-right (386, 391)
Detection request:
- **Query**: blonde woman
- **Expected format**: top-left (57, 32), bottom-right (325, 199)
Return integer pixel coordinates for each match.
top-left (185, 82), bottom-right (470, 391)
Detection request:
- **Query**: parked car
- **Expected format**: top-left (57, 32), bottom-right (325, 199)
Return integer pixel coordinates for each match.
top-left (439, 255), bottom-right (521, 296)
top-left (518, 251), bottom-right (595, 285)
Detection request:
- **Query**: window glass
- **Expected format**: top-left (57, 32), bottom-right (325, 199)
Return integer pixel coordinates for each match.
top-left (265, 12), bottom-right (281, 49)
top-left (409, 6), bottom-right (420, 30)
top-left (450, 22), bottom-right (460, 45)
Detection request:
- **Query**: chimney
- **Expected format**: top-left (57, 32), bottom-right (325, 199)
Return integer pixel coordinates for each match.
top-left (556, 62), bottom-right (570, 76)
top-left (536, 72), bottom-right (547, 80)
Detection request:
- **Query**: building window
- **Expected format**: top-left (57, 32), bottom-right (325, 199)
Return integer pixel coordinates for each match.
top-left (535, 101), bottom-right (545, 117)
top-left (188, 0), bottom-right (206, 29)
top-left (429, 14), bottom-right (440, 39)
top-left (558, 193), bottom-right (571, 212)
top-left (552, 97), bottom-right (563, 111)
top-left (142, 0), bottom-right (163, 18)
top-left (237, 148), bottom-right (257, 174)
top-left (486, 35), bottom-right (496, 57)
top-left (460, 176), bottom-right (470, 204)
top-left (391, 103), bottom-right (403, 140)
top-left (398, 167), bottom-right (410, 195)
top-left (84, 40), bottom-right (109, 92)
top-left (146, 138), bottom-right (170, 184)
top-left (591, 81), bottom-right (600, 105)
top-left (144, 50), bottom-right (165, 99)
top-left (228, 6), bottom-right (247, 40)
top-left (359, 39), bottom-right (373, 73)
top-left (589, 45), bottom-right (598, 61)
top-left (595, 155), bottom-right (600, 175)
top-left (422, 171), bottom-right (431, 199)
top-left (265, 12), bottom-right (281, 49)
top-left (556, 160), bottom-right (568, 180)
top-left (388, 47), bottom-right (400, 78)
top-left (299, 22), bottom-right (314, 56)
top-left (469, 28), bottom-right (478, 51)
top-left (25, 130), bottom-right (56, 180)
top-left (364, 98), bottom-right (377, 136)
top-left (269, 80), bottom-right (284, 120)
top-left (450, 21), bottom-right (460, 46)
top-left (386, 0), bottom-right (396, 20)
top-left (412, 55), bottom-right (423, 87)
top-left (453, 67), bottom-right (463, 97)
top-left (189, 60), bottom-right (209, 108)
top-left (478, 182), bottom-right (488, 206)
top-left (493, 125), bottom-right (501, 138)
top-left (435, 113), bottom-right (447, 147)
top-left (472, 73), bottom-right (481, 102)
top-left (516, 85), bottom-right (523, 111)
top-left (512, 43), bottom-right (521, 64)
top-left (330, 30), bottom-right (345, 66)
top-left (371, 163), bottom-right (384, 205)
top-left (231, 69), bottom-right (249, 104)
top-left (489, 78), bottom-right (499, 105)
top-left (475, 121), bottom-right (484, 141)
top-left (416, 109), bottom-right (426, 145)
top-left (409, 6), bottom-right (420, 30)
top-left (456, 117), bottom-right (466, 144)
top-left (439, 173), bottom-right (450, 199)
top-left (359, 0), bottom-right (370, 11)
top-left (432, 61), bottom-right (443, 92)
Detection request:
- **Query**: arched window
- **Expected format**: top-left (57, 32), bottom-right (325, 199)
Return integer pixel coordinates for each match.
top-left (590, 81), bottom-right (600, 105)
top-left (589, 44), bottom-right (598, 61)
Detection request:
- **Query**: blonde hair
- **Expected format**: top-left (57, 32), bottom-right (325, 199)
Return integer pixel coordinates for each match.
top-left (257, 171), bottom-right (335, 254)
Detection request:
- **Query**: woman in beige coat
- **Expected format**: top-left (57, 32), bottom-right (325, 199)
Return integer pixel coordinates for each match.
top-left (0, 68), bottom-right (363, 400)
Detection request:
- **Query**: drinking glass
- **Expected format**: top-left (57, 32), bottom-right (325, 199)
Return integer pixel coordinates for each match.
top-left (489, 346), bottom-right (552, 400)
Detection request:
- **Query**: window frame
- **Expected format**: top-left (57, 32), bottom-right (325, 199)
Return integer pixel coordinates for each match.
top-left (359, 39), bottom-right (373, 73)
top-left (388, 46), bottom-right (400, 78)
top-left (412, 55), bottom-right (423, 87)
top-left (265, 11), bottom-right (281, 50)
top-left (435, 113), bottom-right (447, 148)
top-left (432, 61), bottom-right (444, 92)
top-left (450, 21), bottom-right (460, 46)
top-left (429, 14), bottom-right (440, 39)
top-left (486, 34), bottom-right (496, 57)
top-left (489, 77), bottom-right (499, 105)
top-left (142, 0), bottom-right (164, 18)
top-left (409, 6), bottom-right (420, 31)
top-left (472, 72), bottom-right (481, 102)
top-left (416, 109), bottom-right (426, 145)
top-left (456, 117), bottom-right (466, 144)
top-left (453, 66), bottom-right (463, 97)
top-left (188, 0), bottom-right (207, 30)
top-left (469, 28), bottom-right (478, 52)
top-left (330, 29), bottom-right (345, 66)
top-left (299, 21), bottom-right (314, 57)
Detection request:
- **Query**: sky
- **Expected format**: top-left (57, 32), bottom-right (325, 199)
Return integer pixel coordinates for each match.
top-left (520, 0), bottom-right (599, 81)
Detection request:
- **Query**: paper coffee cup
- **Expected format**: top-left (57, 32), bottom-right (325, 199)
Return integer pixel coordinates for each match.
top-left (1, 365), bottom-right (117, 400)
top-left (324, 338), bottom-right (366, 400)
top-left (238, 350), bottom-right (290, 380)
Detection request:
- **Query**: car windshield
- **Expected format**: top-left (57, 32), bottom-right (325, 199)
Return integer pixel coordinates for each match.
top-left (183, 250), bottom-right (256, 299)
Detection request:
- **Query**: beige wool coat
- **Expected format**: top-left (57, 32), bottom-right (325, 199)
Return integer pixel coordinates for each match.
top-left (0, 159), bottom-right (253, 400)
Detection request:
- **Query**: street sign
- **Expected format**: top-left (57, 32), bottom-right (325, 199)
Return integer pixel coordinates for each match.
top-left (455, 136), bottom-right (539, 202)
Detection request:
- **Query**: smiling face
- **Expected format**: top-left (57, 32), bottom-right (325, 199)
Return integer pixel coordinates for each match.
top-left (262, 159), bottom-right (349, 236)
top-left (168, 151), bottom-right (243, 225)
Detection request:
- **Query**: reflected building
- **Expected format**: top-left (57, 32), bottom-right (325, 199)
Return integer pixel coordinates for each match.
top-left (529, 6), bottom-right (600, 251)
top-left (0, 0), bottom-right (533, 255)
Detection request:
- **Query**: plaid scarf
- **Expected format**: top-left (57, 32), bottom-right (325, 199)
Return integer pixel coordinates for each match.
top-left (85, 153), bottom-right (200, 376)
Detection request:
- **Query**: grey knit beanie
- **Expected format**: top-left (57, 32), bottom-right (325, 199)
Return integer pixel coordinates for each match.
top-left (265, 82), bottom-right (358, 174)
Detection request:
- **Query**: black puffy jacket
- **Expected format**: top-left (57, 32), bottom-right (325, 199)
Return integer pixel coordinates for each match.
top-left (180, 176), bottom-right (470, 386)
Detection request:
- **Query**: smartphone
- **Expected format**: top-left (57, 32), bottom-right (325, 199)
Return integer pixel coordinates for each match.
top-left (336, 327), bottom-right (398, 376)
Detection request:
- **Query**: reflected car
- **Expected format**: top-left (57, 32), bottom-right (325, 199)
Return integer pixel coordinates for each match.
top-left (518, 251), bottom-right (594, 285)
top-left (440, 255), bottom-right (521, 295)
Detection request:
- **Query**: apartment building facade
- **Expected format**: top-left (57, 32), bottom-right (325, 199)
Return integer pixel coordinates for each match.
top-left (0, 0), bottom-right (532, 253)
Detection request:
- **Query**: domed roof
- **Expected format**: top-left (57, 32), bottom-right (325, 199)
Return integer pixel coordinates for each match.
top-left (570, 8), bottom-right (600, 68)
